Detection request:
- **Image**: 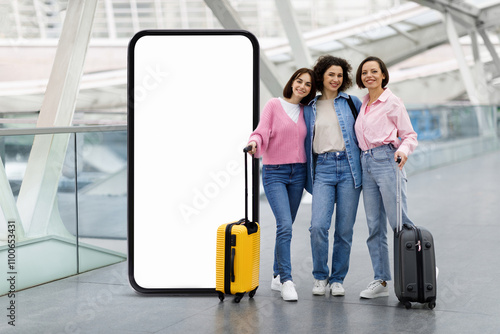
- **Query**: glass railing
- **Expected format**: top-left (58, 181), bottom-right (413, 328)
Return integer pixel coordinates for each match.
top-left (407, 104), bottom-right (498, 140)
top-left (0, 125), bottom-right (127, 295)
top-left (405, 105), bottom-right (499, 174)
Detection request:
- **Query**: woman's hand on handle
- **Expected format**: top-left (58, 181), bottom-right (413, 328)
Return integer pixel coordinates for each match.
top-left (394, 151), bottom-right (407, 170)
top-left (246, 141), bottom-right (257, 155)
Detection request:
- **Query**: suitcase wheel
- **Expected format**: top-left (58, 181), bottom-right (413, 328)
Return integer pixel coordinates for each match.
top-left (401, 300), bottom-right (412, 309)
top-left (234, 293), bottom-right (245, 303)
top-left (217, 292), bottom-right (225, 302)
top-left (428, 301), bottom-right (436, 310)
top-left (249, 287), bottom-right (258, 298)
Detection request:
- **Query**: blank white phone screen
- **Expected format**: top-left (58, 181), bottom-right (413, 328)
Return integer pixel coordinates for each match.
top-left (129, 31), bottom-right (257, 291)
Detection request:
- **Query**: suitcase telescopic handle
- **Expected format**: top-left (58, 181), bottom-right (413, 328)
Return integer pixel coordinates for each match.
top-left (243, 146), bottom-right (252, 224)
top-left (243, 145), bottom-right (259, 234)
top-left (396, 157), bottom-right (402, 233)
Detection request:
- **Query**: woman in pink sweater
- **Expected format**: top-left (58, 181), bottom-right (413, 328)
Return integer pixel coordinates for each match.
top-left (247, 68), bottom-right (316, 301)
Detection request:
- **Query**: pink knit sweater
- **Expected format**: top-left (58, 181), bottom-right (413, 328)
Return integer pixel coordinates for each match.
top-left (248, 98), bottom-right (307, 165)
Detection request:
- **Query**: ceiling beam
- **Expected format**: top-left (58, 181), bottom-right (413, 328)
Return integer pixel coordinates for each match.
top-left (274, 0), bottom-right (313, 68)
top-left (204, 0), bottom-right (284, 97)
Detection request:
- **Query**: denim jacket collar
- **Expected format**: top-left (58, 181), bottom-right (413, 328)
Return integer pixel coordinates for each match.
top-left (308, 91), bottom-right (349, 106)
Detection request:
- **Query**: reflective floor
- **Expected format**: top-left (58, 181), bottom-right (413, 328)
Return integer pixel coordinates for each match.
top-left (1, 151), bottom-right (500, 333)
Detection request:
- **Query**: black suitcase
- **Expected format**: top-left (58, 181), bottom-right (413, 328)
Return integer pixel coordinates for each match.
top-left (393, 158), bottom-right (437, 309)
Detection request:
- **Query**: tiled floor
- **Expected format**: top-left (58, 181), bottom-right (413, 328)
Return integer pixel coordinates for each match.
top-left (2, 151), bottom-right (500, 333)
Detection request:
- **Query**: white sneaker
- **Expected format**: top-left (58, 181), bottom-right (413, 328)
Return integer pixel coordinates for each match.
top-left (312, 279), bottom-right (328, 295)
top-left (281, 281), bottom-right (298, 301)
top-left (360, 279), bottom-right (389, 299)
top-left (330, 282), bottom-right (345, 296)
top-left (271, 275), bottom-right (281, 291)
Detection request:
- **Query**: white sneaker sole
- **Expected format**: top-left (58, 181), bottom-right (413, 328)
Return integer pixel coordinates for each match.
top-left (312, 290), bottom-right (327, 296)
top-left (282, 295), bottom-right (298, 302)
top-left (360, 290), bottom-right (389, 299)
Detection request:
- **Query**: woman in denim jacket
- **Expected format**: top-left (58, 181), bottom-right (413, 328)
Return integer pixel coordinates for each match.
top-left (304, 55), bottom-right (362, 297)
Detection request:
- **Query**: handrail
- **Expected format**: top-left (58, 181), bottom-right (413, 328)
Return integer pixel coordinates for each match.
top-left (0, 125), bottom-right (127, 136)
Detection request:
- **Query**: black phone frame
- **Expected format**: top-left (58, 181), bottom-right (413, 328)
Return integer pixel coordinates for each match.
top-left (127, 29), bottom-right (260, 294)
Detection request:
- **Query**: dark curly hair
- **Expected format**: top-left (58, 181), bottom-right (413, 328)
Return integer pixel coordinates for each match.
top-left (313, 55), bottom-right (353, 93)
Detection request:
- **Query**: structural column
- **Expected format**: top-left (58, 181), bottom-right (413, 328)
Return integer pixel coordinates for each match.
top-left (16, 0), bottom-right (99, 237)
top-left (444, 12), bottom-right (489, 135)
top-left (477, 28), bottom-right (500, 74)
top-left (444, 12), bottom-right (480, 104)
top-left (469, 30), bottom-right (491, 104)
top-left (0, 160), bottom-right (24, 239)
top-left (274, 0), bottom-right (312, 68)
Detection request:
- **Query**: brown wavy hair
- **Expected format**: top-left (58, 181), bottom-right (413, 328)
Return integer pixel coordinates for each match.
top-left (283, 68), bottom-right (317, 104)
top-left (355, 56), bottom-right (390, 89)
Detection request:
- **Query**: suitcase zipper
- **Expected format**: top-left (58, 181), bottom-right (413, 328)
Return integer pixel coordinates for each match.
top-left (415, 227), bottom-right (425, 302)
top-left (230, 248), bottom-right (236, 283)
top-left (224, 222), bottom-right (238, 294)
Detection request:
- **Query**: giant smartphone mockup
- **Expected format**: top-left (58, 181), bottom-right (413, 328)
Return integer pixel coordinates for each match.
top-left (128, 30), bottom-right (259, 293)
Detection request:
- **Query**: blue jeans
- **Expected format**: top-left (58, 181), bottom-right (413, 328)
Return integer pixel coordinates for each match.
top-left (263, 163), bottom-right (306, 283)
top-left (310, 151), bottom-right (361, 284)
top-left (361, 144), bottom-right (414, 281)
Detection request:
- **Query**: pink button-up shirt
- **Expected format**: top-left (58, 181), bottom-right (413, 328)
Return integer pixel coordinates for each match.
top-left (355, 88), bottom-right (417, 156)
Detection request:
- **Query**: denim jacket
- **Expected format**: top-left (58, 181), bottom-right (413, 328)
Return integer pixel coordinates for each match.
top-left (304, 92), bottom-right (362, 193)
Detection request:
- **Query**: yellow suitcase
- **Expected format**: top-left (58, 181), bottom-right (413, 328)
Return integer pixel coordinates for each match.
top-left (215, 146), bottom-right (260, 302)
top-left (216, 220), bottom-right (260, 302)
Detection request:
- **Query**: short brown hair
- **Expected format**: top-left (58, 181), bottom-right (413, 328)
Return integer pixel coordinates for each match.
top-left (313, 55), bottom-right (353, 93)
top-left (356, 56), bottom-right (390, 89)
top-left (283, 68), bottom-right (317, 105)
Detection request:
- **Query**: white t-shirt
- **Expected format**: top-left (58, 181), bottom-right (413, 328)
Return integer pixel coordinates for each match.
top-left (279, 97), bottom-right (300, 123)
top-left (313, 98), bottom-right (345, 154)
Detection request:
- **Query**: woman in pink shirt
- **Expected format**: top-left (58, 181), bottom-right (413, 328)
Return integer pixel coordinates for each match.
top-left (354, 56), bottom-right (418, 299)
top-left (247, 68), bottom-right (316, 301)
